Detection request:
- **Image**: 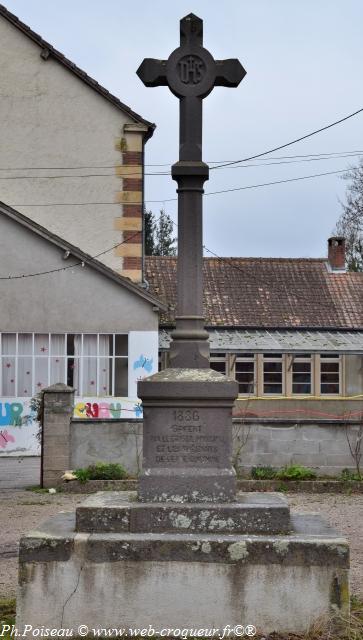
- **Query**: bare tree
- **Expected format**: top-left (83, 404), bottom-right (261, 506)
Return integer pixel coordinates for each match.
top-left (334, 161), bottom-right (363, 271)
top-left (345, 423), bottom-right (363, 479)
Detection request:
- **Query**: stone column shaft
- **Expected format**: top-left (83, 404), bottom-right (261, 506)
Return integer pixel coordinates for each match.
top-left (169, 161), bottom-right (210, 369)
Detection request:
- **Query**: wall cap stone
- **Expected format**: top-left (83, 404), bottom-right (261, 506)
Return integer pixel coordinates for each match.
top-left (43, 383), bottom-right (75, 394)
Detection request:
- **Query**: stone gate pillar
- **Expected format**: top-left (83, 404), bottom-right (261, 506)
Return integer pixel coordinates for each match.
top-left (42, 383), bottom-right (74, 488)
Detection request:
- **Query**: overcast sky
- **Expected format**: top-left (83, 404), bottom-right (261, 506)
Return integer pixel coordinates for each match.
top-left (4, 0), bottom-right (363, 259)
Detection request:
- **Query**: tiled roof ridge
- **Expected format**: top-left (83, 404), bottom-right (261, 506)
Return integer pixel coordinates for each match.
top-left (146, 256), bottom-right (327, 263)
top-left (0, 3), bottom-right (155, 139)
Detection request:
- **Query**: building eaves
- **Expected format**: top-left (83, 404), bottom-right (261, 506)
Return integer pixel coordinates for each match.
top-left (0, 201), bottom-right (166, 310)
top-left (0, 3), bottom-right (155, 140)
top-left (160, 328), bottom-right (363, 354)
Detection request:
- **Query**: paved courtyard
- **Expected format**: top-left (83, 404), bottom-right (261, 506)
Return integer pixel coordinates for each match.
top-left (0, 488), bottom-right (362, 600)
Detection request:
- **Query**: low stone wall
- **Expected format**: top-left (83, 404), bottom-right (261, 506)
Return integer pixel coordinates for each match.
top-left (234, 420), bottom-right (361, 477)
top-left (71, 419), bottom-right (142, 477)
top-left (41, 386), bottom-right (361, 486)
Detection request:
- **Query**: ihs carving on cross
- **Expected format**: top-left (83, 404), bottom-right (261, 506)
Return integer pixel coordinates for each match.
top-left (137, 13), bottom-right (246, 161)
top-left (137, 14), bottom-right (246, 369)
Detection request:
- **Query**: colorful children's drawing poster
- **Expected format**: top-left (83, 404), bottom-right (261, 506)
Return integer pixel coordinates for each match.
top-left (128, 331), bottom-right (159, 397)
top-left (73, 397), bottom-right (143, 420)
top-left (0, 398), bottom-right (39, 456)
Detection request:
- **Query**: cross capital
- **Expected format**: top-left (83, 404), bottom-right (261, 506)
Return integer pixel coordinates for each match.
top-left (137, 13), bottom-right (246, 100)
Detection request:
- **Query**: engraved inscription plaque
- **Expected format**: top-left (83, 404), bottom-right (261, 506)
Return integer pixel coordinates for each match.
top-left (143, 406), bottom-right (230, 470)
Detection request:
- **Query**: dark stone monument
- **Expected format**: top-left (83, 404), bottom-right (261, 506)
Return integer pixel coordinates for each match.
top-left (137, 14), bottom-right (245, 503)
top-left (16, 17), bottom-right (350, 634)
top-left (138, 13), bottom-right (245, 369)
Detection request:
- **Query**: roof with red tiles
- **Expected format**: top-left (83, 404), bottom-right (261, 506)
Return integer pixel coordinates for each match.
top-left (0, 3), bottom-right (155, 139)
top-left (145, 256), bottom-right (363, 330)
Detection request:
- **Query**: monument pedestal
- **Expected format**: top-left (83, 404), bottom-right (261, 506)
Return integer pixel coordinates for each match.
top-left (138, 368), bottom-right (238, 503)
top-left (16, 493), bottom-right (350, 635)
top-left (15, 370), bottom-right (351, 634)
top-left (15, 13), bottom-right (350, 634)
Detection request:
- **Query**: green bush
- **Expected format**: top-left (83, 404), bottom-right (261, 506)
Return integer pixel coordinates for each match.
top-left (275, 464), bottom-right (317, 481)
top-left (341, 468), bottom-right (362, 482)
top-left (74, 462), bottom-right (127, 483)
top-left (251, 466), bottom-right (276, 480)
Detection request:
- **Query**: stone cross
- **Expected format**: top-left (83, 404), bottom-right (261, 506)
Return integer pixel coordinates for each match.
top-left (138, 14), bottom-right (246, 368)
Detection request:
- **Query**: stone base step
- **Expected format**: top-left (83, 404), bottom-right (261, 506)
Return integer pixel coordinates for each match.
top-left (16, 511), bottom-right (349, 635)
top-left (75, 491), bottom-right (290, 534)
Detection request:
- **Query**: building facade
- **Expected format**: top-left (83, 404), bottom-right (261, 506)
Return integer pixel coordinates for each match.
top-left (0, 203), bottom-right (164, 456)
top-left (146, 238), bottom-right (363, 425)
top-left (0, 4), bottom-right (154, 283)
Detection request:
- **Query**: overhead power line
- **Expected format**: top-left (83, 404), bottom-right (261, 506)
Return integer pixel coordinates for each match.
top-left (5, 166), bottom-right (351, 207)
top-left (0, 226), bottom-right (142, 280)
top-left (210, 106), bottom-right (363, 170)
top-left (205, 168), bottom-right (349, 197)
top-left (145, 167), bottom-right (350, 203)
top-left (0, 103), bottom-right (361, 174)
top-left (0, 151), bottom-right (361, 181)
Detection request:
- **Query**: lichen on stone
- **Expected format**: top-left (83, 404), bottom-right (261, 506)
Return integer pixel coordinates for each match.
top-left (228, 541), bottom-right (248, 561)
top-left (273, 540), bottom-right (290, 555)
top-left (170, 513), bottom-right (192, 529)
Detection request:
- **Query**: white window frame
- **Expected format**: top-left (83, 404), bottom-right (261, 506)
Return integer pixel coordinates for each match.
top-left (288, 353), bottom-right (313, 396)
top-left (232, 353), bottom-right (256, 396)
top-left (210, 352), bottom-right (227, 375)
top-left (262, 353), bottom-right (285, 396)
top-left (0, 333), bottom-right (128, 398)
top-left (318, 354), bottom-right (342, 396)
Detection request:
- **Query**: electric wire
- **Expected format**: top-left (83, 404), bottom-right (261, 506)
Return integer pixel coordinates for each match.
top-left (0, 151), bottom-right (361, 180)
top-left (4, 166), bottom-right (352, 208)
top-left (209, 107), bottom-right (363, 170)
top-left (0, 226), bottom-right (143, 280)
top-left (145, 167), bottom-right (351, 203)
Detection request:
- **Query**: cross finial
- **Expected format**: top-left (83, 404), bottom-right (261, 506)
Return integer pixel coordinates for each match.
top-left (180, 13), bottom-right (203, 46)
top-left (136, 15), bottom-right (246, 370)
top-left (137, 13), bottom-right (246, 100)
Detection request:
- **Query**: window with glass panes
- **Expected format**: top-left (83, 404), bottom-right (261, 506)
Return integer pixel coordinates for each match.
top-left (210, 352), bottom-right (226, 374)
top-left (235, 353), bottom-right (255, 394)
top-left (320, 354), bottom-right (340, 394)
top-left (263, 354), bottom-right (283, 394)
top-left (292, 354), bottom-right (312, 394)
top-left (0, 333), bottom-right (128, 397)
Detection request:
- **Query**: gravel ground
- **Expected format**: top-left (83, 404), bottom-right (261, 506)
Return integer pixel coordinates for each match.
top-left (0, 490), bottom-right (362, 599)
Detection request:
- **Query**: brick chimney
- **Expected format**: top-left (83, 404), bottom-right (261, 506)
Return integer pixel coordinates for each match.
top-left (328, 236), bottom-right (346, 270)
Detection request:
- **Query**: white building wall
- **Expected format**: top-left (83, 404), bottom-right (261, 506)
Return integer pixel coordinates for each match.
top-left (0, 16), bottom-right (144, 274)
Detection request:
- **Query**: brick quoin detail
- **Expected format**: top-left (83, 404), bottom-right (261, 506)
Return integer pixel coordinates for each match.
top-left (123, 205), bottom-right (142, 218)
top-left (124, 257), bottom-right (142, 270)
top-left (123, 151), bottom-right (142, 166)
top-left (123, 231), bottom-right (142, 243)
top-left (124, 178), bottom-right (142, 191)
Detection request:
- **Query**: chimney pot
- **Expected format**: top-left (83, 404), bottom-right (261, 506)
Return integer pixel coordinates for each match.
top-left (328, 236), bottom-right (346, 270)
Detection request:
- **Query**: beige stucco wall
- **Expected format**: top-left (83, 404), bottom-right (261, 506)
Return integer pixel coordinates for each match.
top-left (0, 213), bottom-right (157, 332)
top-left (0, 17), bottom-right (145, 275)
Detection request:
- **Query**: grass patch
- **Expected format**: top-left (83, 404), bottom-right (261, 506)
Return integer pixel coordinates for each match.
top-left (251, 465), bottom-right (276, 480)
top-left (341, 469), bottom-right (362, 482)
top-left (74, 462), bottom-right (128, 483)
top-left (250, 464), bottom-right (317, 482)
top-left (275, 465), bottom-right (317, 481)
top-left (25, 486), bottom-right (49, 493)
top-left (0, 598), bottom-right (16, 638)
